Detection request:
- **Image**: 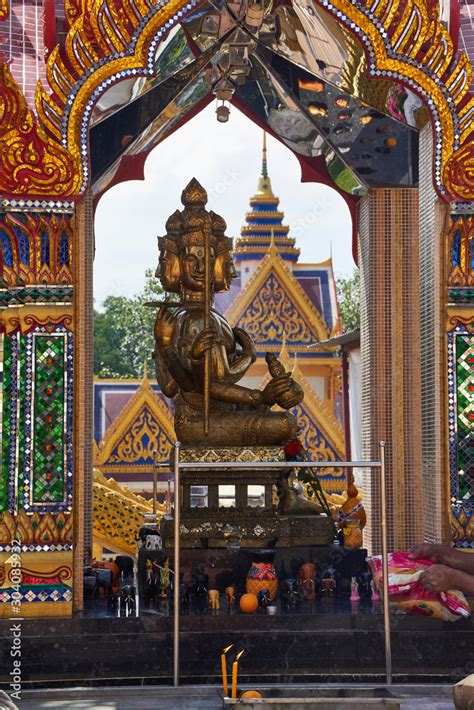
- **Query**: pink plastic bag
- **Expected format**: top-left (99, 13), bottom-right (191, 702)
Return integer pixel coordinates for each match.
top-left (369, 551), bottom-right (470, 621)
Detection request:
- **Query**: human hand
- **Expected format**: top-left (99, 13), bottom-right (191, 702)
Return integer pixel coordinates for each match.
top-left (419, 564), bottom-right (455, 593)
top-left (410, 544), bottom-right (453, 565)
top-left (191, 326), bottom-right (216, 360)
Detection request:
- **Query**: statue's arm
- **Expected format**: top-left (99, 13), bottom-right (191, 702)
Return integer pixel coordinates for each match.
top-left (226, 327), bottom-right (256, 379)
top-left (154, 308), bottom-right (194, 392)
top-left (159, 344), bottom-right (194, 392)
top-left (153, 348), bottom-right (179, 397)
top-left (209, 379), bottom-right (261, 405)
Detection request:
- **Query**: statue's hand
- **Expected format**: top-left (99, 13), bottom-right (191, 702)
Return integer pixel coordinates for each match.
top-left (154, 307), bottom-right (175, 347)
top-left (261, 375), bottom-right (304, 409)
top-left (261, 376), bottom-right (293, 406)
top-left (191, 326), bottom-right (216, 360)
top-left (233, 327), bottom-right (256, 363)
top-left (275, 377), bottom-right (304, 409)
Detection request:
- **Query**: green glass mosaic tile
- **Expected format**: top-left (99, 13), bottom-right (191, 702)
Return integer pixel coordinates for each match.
top-left (32, 336), bottom-right (65, 504)
top-left (0, 335), bottom-right (10, 512)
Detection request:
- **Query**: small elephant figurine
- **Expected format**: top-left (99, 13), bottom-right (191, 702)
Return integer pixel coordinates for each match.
top-left (358, 571), bottom-right (372, 599)
top-left (208, 589), bottom-right (220, 610)
top-left (257, 588), bottom-right (270, 609)
top-left (281, 578), bottom-right (299, 609)
top-left (120, 583), bottom-right (136, 617)
top-left (321, 567), bottom-right (337, 597)
top-left (225, 585), bottom-right (236, 609)
top-left (145, 533), bottom-right (162, 550)
top-left (298, 562), bottom-right (316, 601)
top-left (180, 583), bottom-right (190, 611)
top-left (192, 569), bottom-right (209, 612)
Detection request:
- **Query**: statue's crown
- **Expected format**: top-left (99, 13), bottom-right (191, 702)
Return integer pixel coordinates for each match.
top-left (158, 179), bottom-right (233, 255)
top-left (181, 178), bottom-right (208, 208)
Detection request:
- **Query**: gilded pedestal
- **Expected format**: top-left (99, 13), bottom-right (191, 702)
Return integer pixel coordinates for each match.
top-left (161, 447), bottom-right (334, 548)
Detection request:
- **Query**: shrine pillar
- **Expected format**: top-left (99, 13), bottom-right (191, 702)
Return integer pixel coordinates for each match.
top-left (72, 194), bottom-right (95, 611)
top-left (359, 187), bottom-right (424, 553)
top-left (0, 200), bottom-right (75, 617)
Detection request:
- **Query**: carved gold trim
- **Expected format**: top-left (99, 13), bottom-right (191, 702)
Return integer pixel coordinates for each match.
top-left (0, 304), bottom-right (73, 334)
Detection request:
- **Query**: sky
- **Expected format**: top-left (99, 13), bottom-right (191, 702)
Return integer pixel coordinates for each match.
top-left (94, 103), bottom-right (356, 308)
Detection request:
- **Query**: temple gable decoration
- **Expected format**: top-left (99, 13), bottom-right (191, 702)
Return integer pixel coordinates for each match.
top-left (95, 372), bottom-right (175, 474)
top-left (226, 246), bottom-right (331, 351)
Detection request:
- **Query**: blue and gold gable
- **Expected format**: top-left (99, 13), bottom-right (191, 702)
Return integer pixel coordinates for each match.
top-left (225, 243), bottom-right (331, 353)
top-left (94, 371), bottom-right (174, 475)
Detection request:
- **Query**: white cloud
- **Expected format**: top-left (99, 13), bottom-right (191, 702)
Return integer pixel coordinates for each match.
top-left (94, 104), bottom-right (355, 307)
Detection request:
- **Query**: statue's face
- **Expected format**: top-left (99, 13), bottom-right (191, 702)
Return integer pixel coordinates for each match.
top-left (214, 251), bottom-right (237, 291)
top-left (180, 245), bottom-right (216, 292)
top-left (156, 250), bottom-right (180, 292)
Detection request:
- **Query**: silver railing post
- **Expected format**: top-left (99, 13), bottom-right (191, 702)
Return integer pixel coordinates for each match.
top-left (153, 450), bottom-right (158, 518)
top-left (379, 440), bottom-right (392, 685)
top-left (173, 441), bottom-right (181, 687)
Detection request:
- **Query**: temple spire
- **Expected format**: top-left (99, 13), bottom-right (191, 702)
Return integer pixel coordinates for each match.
top-left (233, 134), bottom-right (300, 269)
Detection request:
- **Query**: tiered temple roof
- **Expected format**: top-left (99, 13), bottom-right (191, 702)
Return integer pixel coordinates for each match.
top-left (234, 133), bottom-right (300, 263)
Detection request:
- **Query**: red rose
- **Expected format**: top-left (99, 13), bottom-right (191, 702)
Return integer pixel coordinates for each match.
top-left (284, 439), bottom-right (303, 458)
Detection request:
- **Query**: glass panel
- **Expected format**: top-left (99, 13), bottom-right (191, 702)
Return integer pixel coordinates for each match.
top-left (248, 484), bottom-right (265, 507)
top-left (190, 485), bottom-right (208, 508)
top-left (218, 484), bottom-right (235, 507)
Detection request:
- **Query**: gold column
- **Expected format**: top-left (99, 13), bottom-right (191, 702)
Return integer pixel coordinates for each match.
top-left (359, 188), bottom-right (423, 553)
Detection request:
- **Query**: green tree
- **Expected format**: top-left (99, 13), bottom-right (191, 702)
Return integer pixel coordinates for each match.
top-left (93, 269), bottom-right (166, 378)
top-left (336, 268), bottom-right (360, 333)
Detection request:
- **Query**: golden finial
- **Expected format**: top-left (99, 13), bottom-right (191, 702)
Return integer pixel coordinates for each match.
top-left (181, 177), bottom-right (208, 207)
top-left (262, 131), bottom-right (268, 178)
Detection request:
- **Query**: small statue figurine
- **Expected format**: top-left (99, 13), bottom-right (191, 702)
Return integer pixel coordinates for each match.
top-left (280, 578), bottom-right (299, 609)
top-left (298, 562), bottom-right (316, 601)
top-left (321, 567), bottom-right (337, 597)
top-left (371, 579), bottom-right (381, 602)
top-left (225, 585), bottom-right (236, 610)
top-left (208, 589), bottom-right (220, 611)
top-left (143, 558), bottom-right (159, 608)
top-left (192, 568), bottom-right (209, 612)
top-left (257, 588), bottom-right (271, 610)
top-left (337, 472), bottom-right (366, 533)
top-left (152, 178), bottom-right (304, 446)
top-left (358, 571), bottom-right (372, 599)
top-left (276, 470), bottom-right (324, 516)
top-left (350, 576), bottom-right (361, 602)
top-left (152, 558), bottom-right (174, 600)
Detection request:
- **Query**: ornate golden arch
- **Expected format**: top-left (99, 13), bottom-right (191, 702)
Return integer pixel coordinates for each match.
top-left (0, 0), bottom-right (472, 199)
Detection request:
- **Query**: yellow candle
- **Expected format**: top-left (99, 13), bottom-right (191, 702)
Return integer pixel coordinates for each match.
top-left (231, 650), bottom-right (244, 699)
top-left (221, 644), bottom-right (233, 697)
top-left (221, 655), bottom-right (228, 696)
top-left (231, 661), bottom-right (238, 699)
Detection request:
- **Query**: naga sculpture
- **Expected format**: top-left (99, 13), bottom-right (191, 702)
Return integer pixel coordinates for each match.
top-left (153, 178), bottom-right (304, 447)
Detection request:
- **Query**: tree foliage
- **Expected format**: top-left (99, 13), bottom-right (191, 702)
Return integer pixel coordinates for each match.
top-left (336, 268), bottom-right (360, 333)
top-left (93, 270), bottom-right (166, 378)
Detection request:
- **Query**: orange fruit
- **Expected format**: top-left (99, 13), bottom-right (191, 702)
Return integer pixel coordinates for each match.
top-left (239, 593), bottom-right (258, 613)
top-left (240, 690), bottom-right (263, 698)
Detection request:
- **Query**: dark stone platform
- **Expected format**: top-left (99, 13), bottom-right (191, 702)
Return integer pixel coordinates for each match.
top-left (1, 547), bottom-right (473, 689)
top-left (0, 601), bottom-right (473, 688)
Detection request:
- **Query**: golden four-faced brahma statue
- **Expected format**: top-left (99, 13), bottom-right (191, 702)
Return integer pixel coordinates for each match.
top-left (152, 178), bottom-right (304, 446)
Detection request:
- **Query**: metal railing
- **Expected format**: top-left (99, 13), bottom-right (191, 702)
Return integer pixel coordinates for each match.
top-left (171, 440), bottom-right (391, 687)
